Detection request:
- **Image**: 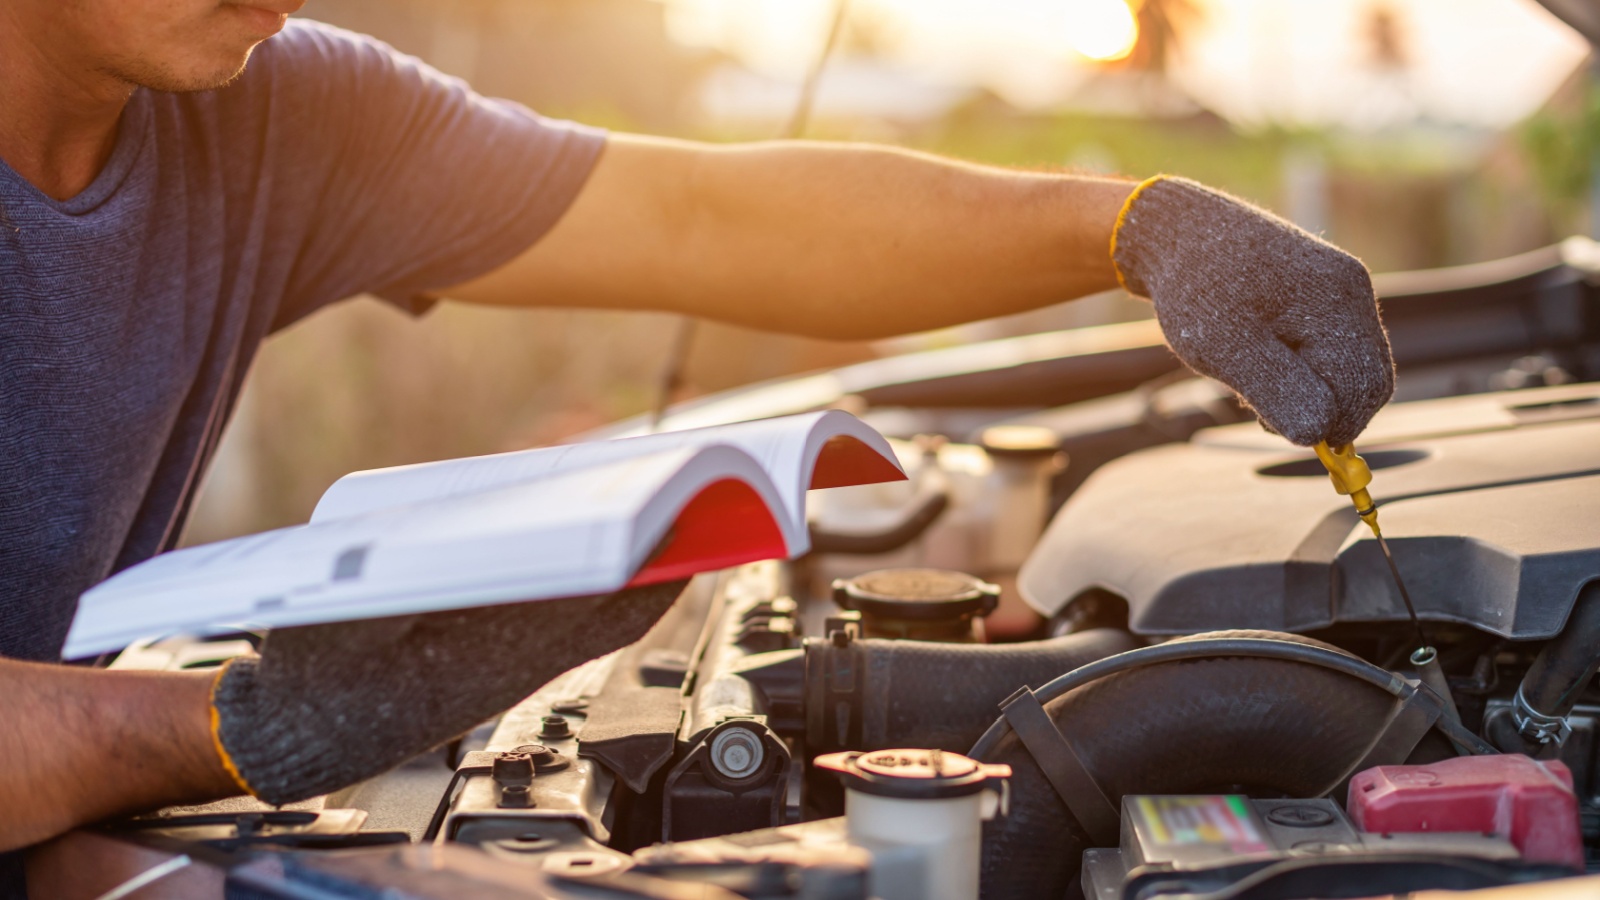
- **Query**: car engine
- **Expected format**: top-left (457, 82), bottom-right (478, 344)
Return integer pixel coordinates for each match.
top-left (63, 240), bottom-right (1600, 899)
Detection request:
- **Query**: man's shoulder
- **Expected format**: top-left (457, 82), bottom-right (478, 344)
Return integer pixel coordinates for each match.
top-left (201, 18), bottom-right (439, 140)
top-left (244, 19), bottom-right (410, 86)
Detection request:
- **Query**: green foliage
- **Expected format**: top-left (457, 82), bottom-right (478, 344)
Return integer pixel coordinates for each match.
top-left (1520, 77), bottom-right (1600, 233)
top-left (922, 112), bottom-right (1287, 203)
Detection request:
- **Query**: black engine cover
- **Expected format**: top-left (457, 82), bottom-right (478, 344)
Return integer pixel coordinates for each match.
top-left (1019, 382), bottom-right (1600, 639)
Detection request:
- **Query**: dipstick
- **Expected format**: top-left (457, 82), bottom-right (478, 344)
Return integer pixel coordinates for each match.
top-left (1313, 441), bottom-right (1429, 653)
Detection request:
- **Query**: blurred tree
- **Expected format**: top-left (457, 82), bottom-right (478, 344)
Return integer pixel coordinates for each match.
top-left (839, 5), bottom-right (902, 59)
top-left (1121, 0), bottom-right (1203, 74)
top-left (1362, 2), bottom-right (1409, 72)
top-left (1521, 74), bottom-right (1600, 234)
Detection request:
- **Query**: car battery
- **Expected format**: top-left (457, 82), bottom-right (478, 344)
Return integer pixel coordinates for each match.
top-left (1348, 754), bottom-right (1585, 870)
top-left (1082, 795), bottom-right (1534, 900)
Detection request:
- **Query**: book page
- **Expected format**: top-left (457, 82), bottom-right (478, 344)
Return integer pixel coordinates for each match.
top-left (312, 410), bottom-right (902, 524)
top-left (65, 446), bottom-right (791, 659)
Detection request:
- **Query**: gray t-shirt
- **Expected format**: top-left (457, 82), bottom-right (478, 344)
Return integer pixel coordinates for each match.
top-left (0, 20), bottom-right (606, 664)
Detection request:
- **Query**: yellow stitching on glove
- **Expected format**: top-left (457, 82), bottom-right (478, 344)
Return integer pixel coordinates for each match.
top-left (1108, 174), bottom-right (1167, 294)
top-left (208, 658), bottom-right (258, 798)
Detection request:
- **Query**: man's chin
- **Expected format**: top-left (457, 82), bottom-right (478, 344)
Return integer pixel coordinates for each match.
top-left (120, 46), bottom-right (258, 93)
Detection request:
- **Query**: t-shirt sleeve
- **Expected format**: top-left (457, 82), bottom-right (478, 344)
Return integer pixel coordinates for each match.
top-left (253, 21), bottom-right (607, 329)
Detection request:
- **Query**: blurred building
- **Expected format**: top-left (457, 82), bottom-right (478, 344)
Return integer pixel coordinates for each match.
top-left (305, 0), bottom-right (710, 130)
top-left (696, 58), bottom-right (987, 142)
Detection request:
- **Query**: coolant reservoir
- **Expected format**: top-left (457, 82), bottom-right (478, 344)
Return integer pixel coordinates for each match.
top-left (814, 749), bottom-right (1010, 900)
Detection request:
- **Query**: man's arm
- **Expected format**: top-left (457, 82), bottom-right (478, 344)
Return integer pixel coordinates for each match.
top-left (447, 136), bottom-right (1134, 340)
top-left (450, 137), bottom-right (1393, 447)
top-left (2, 583), bottom-right (680, 853)
top-left (0, 659), bottom-right (238, 852)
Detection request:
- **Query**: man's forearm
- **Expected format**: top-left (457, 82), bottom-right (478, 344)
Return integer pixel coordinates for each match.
top-left (0, 659), bottom-right (238, 851)
top-left (451, 136), bottom-right (1135, 339)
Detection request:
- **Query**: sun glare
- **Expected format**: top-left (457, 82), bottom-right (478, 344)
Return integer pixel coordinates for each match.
top-left (1066, 0), bottom-right (1139, 62)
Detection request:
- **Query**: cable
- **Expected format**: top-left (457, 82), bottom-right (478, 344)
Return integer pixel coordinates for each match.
top-left (783, 0), bottom-right (853, 141)
top-left (91, 854), bottom-right (193, 900)
top-left (647, 0), bottom-right (854, 432)
top-left (967, 637), bottom-right (1496, 759)
top-left (648, 314), bottom-right (698, 432)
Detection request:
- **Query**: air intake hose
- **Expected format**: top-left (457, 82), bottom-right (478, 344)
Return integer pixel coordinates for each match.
top-left (975, 630), bottom-right (1458, 900)
top-left (804, 628), bottom-right (1140, 754)
top-left (1493, 580), bottom-right (1600, 752)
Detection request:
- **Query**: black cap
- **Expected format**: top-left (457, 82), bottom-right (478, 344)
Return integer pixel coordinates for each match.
top-left (833, 569), bottom-right (999, 622)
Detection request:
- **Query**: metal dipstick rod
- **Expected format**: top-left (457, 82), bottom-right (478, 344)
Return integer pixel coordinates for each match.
top-left (1313, 442), bottom-right (1459, 724)
top-left (1313, 441), bottom-right (1430, 654)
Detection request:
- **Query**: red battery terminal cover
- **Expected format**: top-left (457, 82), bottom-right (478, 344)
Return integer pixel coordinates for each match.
top-left (1348, 754), bottom-right (1584, 870)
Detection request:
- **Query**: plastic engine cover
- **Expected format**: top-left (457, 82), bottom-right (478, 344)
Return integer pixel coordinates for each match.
top-left (1348, 755), bottom-right (1584, 870)
top-left (1019, 382), bottom-right (1600, 639)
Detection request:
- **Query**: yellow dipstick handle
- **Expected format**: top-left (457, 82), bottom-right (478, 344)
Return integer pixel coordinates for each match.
top-left (1313, 441), bottom-right (1381, 535)
top-left (1314, 441), bottom-right (1432, 654)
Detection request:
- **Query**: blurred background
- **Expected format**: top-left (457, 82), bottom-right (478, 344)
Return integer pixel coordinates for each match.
top-left (188, 0), bottom-right (1595, 542)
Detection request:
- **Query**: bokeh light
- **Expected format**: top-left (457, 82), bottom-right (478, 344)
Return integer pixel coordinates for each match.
top-left (1064, 0), bottom-right (1139, 62)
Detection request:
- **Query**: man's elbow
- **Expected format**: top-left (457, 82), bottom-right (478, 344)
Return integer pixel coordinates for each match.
top-left (792, 316), bottom-right (910, 343)
top-left (742, 293), bottom-right (930, 343)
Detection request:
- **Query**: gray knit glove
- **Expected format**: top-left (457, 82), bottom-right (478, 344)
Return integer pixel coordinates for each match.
top-left (208, 581), bottom-right (684, 805)
top-left (1111, 176), bottom-right (1394, 446)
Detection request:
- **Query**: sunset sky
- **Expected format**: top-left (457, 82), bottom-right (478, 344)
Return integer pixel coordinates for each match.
top-left (659, 0), bottom-right (1590, 127)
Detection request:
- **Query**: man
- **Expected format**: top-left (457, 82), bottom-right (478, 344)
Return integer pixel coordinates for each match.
top-left (0, 0), bottom-right (1393, 884)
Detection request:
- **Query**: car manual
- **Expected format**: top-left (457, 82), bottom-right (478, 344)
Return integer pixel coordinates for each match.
top-left (63, 411), bottom-right (905, 660)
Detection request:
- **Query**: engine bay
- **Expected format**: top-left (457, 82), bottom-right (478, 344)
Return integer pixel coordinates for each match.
top-left (57, 242), bottom-right (1600, 899)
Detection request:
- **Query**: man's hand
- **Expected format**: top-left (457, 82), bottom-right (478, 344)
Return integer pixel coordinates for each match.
top-left (0, 583), bottom-right (681, 850)
top-left (1111, 176), bottom-right (1394, 446)
top-left (211, 581), bottom-right (682, 805)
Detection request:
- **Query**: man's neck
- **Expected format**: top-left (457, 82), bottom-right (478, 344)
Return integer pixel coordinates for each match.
top-left (0, 8), bottom-right (135, 201)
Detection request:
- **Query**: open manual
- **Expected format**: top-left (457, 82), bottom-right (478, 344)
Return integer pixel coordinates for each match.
top-left (62, 410), bottom-right (905, 660)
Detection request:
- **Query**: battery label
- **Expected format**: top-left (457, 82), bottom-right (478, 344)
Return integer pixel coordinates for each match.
top-left (1134, 796), bottom-right (1268, 853)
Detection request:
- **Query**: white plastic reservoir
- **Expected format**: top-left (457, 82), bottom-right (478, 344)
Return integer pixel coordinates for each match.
top-left (815, 749), bottom-right (1011, 900)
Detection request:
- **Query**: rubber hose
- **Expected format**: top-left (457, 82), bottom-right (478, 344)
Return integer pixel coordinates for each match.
top-left (976, 630), bottom-right (1454, 900)
top-left (1520, 581), bottom-right (1600, 723)
top-left (805, 628), bottom-right (1140, 753)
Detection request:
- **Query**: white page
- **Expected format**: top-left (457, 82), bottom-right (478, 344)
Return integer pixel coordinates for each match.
top-left (64, 446), bottom-right (791, 659)
top-left (311, 410), bottom-right (899, 525)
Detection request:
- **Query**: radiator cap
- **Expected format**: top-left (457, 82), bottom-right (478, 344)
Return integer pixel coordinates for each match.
top-left (815, 748), bottom-right (1010, 800)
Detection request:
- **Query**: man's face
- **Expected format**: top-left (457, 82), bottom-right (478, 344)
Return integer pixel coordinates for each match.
top-left (42, 0), bottom-right (307, 92)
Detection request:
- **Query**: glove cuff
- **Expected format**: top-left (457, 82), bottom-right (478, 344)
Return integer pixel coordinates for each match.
top-left (205, 583), bottom-right (684, 807)
top-left (210, 654), bottom-right (353, 805)
top-left (208, 657), bottom-right (262, 799)
top-left (1108, 174), bottom-right (1169, 297)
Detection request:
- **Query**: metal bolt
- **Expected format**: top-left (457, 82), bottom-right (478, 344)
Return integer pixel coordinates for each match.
top-left (493, 752), bottom-right (537, 809)
top-left (540, 714), bottom-right (572, 739)
top-left (498, 784), bottom-right (534, 809)
top-left (709, 727), bottom-right (765, 780)
top-left (513, 744), bottom-right (555, 765)
top-left (1266, 805), bottom-right (1335, 828)
top-left (511, 743), bottom-right (570, 773)
top-left (492, 752), bottom-right (535, 786)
